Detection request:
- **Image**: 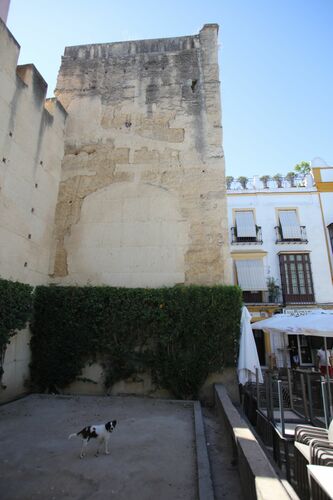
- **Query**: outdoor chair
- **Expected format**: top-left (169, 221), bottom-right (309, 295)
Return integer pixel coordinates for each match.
top-left (295, 424), bottom-right (329, 445)
top-left (308, 440), bottom-right (333, 500)
top-left (294, 423), bottom-right (333, 500)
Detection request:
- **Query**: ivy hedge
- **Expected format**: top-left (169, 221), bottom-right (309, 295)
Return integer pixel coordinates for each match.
top-left (0, 277), bottom-right (34, 380)
top-left (31, 284), bottom-right (242, 399)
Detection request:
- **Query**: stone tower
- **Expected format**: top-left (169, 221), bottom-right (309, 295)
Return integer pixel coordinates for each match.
top-left (52, 24), bottom-right (230, 287)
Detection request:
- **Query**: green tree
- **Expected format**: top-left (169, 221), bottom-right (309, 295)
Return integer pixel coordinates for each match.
top-left (294, 161), bottom-right (311, 176)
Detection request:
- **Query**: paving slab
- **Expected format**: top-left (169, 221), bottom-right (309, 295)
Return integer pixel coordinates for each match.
top-left (0, 394), bottom-right (197, 500)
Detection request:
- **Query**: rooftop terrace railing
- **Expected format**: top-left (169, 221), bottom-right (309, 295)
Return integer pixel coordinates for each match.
top-left (226, 174), bottom-right (315, 191)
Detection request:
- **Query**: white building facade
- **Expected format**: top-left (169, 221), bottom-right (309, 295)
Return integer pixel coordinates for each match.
top-left (227, 164), bottom-right (333, 367)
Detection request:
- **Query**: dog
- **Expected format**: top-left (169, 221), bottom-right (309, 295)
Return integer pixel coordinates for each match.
top-left (68, 420), bottom-right (117, 458)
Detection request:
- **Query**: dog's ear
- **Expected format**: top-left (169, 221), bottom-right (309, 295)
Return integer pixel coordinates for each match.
top-left (112, 420), bottom-right (117, 427)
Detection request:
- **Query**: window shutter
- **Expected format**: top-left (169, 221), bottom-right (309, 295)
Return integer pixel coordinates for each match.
top-left (235, 259), bottom-right (267, 291)
top-left (235, 211), bottom-right (256, 238)
top-left (279, 210), bottom-right (301, 239)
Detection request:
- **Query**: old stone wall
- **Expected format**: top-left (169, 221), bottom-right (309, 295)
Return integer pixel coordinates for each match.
top-left (0, 18), bottom-right (66, 285)
top-left (0, 18), bottom-right (66, 401)
top-left (53, 24), bottom-right (230, 287)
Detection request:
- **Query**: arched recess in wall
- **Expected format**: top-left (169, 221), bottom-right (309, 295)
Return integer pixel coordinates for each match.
top-left (64, 182), bottom-right (189, 287)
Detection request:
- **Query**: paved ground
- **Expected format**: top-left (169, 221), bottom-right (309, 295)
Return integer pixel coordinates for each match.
top-left (0, 395), bottom-right (197, 500)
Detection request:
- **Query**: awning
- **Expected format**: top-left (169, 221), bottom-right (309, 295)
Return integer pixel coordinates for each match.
top-left (235, 259), bottom-right (267, 291)
top-left (279, 210), bottom-right (301, 239)
top-left (235, 211), bottom-right (256, 238)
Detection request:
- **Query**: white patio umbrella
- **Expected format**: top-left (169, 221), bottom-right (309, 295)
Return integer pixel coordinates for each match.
top-left (251, 309), bottom-right (333, 369)
top-left (290, 310), bottom-right (333, 336)
top-left (251, 309), bottom-right (333, 336)
top-left (237, 306), bottom-right (264, 385)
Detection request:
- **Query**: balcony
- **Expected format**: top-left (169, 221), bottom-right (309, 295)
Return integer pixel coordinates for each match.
top-left (242, 290), bottom-right (283, 304)
top-left (231, 226), bottom-right (263, 245)
top-left (275, 226), bottom-right (308, 244)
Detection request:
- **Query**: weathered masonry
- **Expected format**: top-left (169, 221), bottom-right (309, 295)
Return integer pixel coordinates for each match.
top-left (52, 24), bottom-right (230, 287)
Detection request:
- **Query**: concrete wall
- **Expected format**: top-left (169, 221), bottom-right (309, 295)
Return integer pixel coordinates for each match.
top-left (52, 24), bottom-right (230, 287)
top-left (215, 384), bottom-right (298, 500)
top-left (0, 327), bottom-right (30, 403)
top-left (0, 19), bottom-right (66, 285)
top-left (61, 361), bottom-right (238, 404)
top-left (0, 18), bottom-right (66, 401)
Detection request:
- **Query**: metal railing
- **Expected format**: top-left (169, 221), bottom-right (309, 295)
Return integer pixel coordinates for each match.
top-left (231, 226), bottom-right (263, 245)
top-left (275, 225), bottom-right (308, 244)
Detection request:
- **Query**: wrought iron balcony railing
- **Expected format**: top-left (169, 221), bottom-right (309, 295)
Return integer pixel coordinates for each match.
top-left (231, 226), bottom-right (263, 245)
top-left (242, 290), bottom-right (283, 304)
top-left (275, 226), bottom-right (308, 244)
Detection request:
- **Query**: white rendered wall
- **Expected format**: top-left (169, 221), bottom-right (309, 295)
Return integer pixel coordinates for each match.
top-left (227, 188), bottom-right (333, 305)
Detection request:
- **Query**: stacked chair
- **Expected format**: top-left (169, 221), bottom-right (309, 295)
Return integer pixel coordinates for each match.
top-left (294, 422), bottom-right (333, 500)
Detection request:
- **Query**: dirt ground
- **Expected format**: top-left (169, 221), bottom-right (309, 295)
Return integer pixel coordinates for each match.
top-left (0, 394), bottom-right (197, 500)
top-left (202, 406), bottom-right (243, 500)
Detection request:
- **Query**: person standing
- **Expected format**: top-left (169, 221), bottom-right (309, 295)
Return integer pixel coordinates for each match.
top-left (316, 346), bottom-right (333, 377)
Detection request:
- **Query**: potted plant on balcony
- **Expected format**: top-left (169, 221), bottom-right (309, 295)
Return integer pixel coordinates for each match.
top-left (259, 175), bottom-right (271, 189)
top-left (267, 277), bottom-right (280, 303)
top-left (237, 176), bottom-right (248, 189)
top-left (273, 173), bottom-right (283, 188)
top-left (226, 176), bottom-right (234, 189)
top-left (286, 171), bottom-right (296, 187)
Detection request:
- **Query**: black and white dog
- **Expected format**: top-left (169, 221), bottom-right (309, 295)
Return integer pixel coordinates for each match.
top-left (69, 420), bottom-right (117, 458)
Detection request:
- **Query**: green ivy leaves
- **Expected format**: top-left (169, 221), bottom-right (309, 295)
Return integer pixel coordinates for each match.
top-left (0, 278), bottom-right (33, 380)
top-left (30, 284), bottom-right (242, 399)
top-left (0, 278), bottom-right (33, 349)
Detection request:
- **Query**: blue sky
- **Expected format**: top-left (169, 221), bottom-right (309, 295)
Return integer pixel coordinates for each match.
top-left (7, 0), bottom-right (333, 178)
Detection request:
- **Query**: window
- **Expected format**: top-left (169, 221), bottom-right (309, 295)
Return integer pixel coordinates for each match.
top-left (235, 258), bottom-right (267, 302)
top-left (278, 210), bottom-right (301, 239)
top-left (235, 259), bottom-right (267, 291)
top-left (328, 223), bottom-right (333, 255)
top-left (253, 329), bottom-right (266, 366)
top-left (231, 210), bottom-right (262, 244)
top-left (288, 335), bottom-right (313, 366)
top-left (242, 291), bottom-right (263, 302)
top-left (275, 209), bottom-right (308, 244)
top-left (279, 253), bottom-right (314, 303)
top-left (235, 211), bottom-right (256, 238)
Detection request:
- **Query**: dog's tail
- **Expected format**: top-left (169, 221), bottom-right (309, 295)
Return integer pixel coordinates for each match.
top-left (68, 433), bottom-right (78, 440)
